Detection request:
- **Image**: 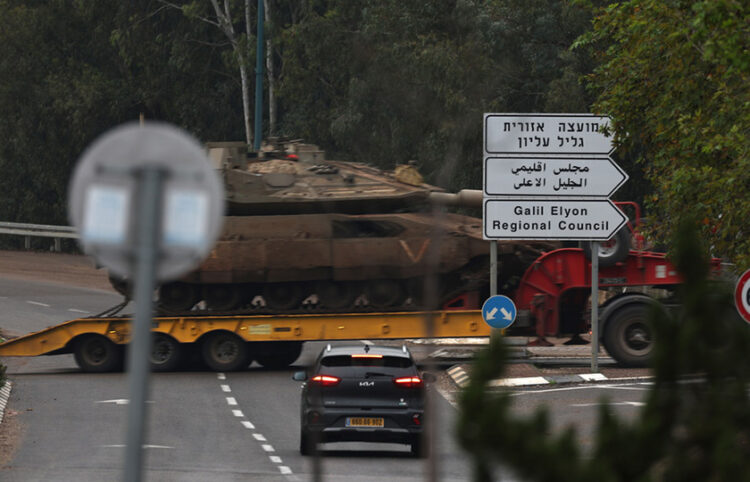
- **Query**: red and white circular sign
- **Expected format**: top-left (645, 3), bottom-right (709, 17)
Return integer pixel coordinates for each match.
top-left (736, 269), bottom-right (750, 323)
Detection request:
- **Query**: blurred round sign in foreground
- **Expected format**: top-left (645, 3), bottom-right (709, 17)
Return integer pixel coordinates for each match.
top-left (736, 269), bottom-right (750, 324)
top-left (68, 121), bottom-right (224, 282)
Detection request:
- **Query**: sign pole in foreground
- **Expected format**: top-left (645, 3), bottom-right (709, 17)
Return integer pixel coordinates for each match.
top-left (123, 167), bottom-right (165, 482)
top-left (68, 122), bottom-right (224, 482)
top-left (590, 241), bottom-right (600, 372)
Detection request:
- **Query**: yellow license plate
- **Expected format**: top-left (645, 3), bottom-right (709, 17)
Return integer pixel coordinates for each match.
top-left (346, 417), bottom-right (384, 427)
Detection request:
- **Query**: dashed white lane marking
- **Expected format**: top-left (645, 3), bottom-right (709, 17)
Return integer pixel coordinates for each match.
top-left (26, 300), bottom-right (50, 307)
top-left (218, 376), bottom-right (293, 477)
top-left (95, 399), bottom-right (155, 405)
top-left (101, 444), bottom-right (174, 449)
top-left (68, 308), bottom-right (90, 314)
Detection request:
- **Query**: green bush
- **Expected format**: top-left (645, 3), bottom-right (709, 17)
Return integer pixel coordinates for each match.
top-left (457, 220), bottom-right (750, 481)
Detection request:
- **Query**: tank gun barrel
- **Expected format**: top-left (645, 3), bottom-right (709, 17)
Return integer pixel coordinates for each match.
top-left (428, 189), bottom-right (482, 209)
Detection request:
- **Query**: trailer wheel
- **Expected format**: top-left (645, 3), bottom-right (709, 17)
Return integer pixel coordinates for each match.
top-left (581, 228), bottom-right (630, 267)
top-left (201, 332), bottom-right (250, 371)
top-left (150, 334), bottom-right (183, 372)
top-left (74, 335), bottom-right (123, 373)
top-left (254, 342), bottom-right (303, 369)
top-left (602, 304), bottom-right (653, 367)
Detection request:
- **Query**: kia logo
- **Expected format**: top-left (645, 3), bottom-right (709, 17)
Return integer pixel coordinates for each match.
top-left (359, 381), bottom-right (375, 387)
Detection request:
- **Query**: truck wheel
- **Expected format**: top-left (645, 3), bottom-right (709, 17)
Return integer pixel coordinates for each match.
top-left (201, 332), bottom-right (250, 371)
top-left (602, 304), bottom-right (653, 367)
top-left (150, 334), bottom-right (183, 372)
top-left (581, 228), bottom-right (630, 267)
top-left (254, 342), bottom-right (303, 369)
top-left (74, 335), bottom-right (123, 373)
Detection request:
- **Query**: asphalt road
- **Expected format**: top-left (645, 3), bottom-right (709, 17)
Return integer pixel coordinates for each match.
top-left (0, 277), bottom-right (478, 481)
top-left (0, 258), bottom-right (653, 481)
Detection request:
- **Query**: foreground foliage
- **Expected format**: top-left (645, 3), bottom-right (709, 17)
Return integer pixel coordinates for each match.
top-left (578, 0), bottom-right (750, 270)
top-left (457, 221), bottom-right (750, 481)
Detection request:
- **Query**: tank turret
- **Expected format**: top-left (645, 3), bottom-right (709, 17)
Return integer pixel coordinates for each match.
top-left (209, 138), bottom-right (444, 215)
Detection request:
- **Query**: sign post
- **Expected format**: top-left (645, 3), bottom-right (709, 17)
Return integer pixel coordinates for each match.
top-left (482, 113), bottom-right (626, 372)
top-left (69, 122), bottom-right (224, 482)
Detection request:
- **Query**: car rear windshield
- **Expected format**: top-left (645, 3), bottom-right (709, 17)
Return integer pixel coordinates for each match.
top-left (321, 355), bottom-right (413, 368)
top-left (319, 354), bottom-right (416, 377)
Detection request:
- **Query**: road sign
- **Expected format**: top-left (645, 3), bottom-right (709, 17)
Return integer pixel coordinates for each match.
top-left (483, 199), bottom-right (627, 240)
top-left (736, 269), bottom-right (750, 323)
top-left (484, 157), bottom-right (628, 197)
top-left (68, 122), bottom-right (225, 282)
top-left (484, 114), bottom-right (613, 155)
top-left (482, 295), bottom-right (517, 329)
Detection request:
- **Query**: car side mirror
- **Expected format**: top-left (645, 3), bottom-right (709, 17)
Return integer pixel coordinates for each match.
top-left (292, 370), bottom-right (308, 381)
top-left (422, 372), bottom-right (436, 383)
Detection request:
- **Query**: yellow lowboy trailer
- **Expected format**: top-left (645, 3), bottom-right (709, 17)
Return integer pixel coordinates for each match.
top-left (0, 310), bottom-right (488, 372)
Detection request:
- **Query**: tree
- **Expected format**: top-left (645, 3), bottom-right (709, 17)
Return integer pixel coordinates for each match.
top-left (457, 220), bottom-right (750, 481)
top-left (576, 0), bottom-right (750, 270)
top-left (159, 0), bottom-right (257, 146)
top-left (277, 0), bottom-right (594, 191)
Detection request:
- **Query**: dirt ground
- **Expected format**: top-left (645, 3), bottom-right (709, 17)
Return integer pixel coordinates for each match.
top-left (0, 249), bottom-right (114, 292)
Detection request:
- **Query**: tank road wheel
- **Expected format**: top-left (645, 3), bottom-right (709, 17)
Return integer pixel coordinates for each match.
top-left (602, 304), bottom-right (653, 367)
top-left (254, 342), bottom-right (303, 369)
top-left (365, 280), bottom-right (406, 309)
top-left (159, 282), bottom-right (199, 312)
top-left (150, 333), bottom-right (183, 372)
top-left (73, 335), bottom-right (123, 373)
top-left (263, 283), bottom-right (304, 311)
top-left (315, 281), bottom-right (355, 309)
top-left (201, 332), bottom-right (250, 371)
top-left (202, 284), bottom-right (242, 311)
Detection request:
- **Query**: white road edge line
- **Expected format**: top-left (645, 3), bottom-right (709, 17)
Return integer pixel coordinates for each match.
top-left (26, 300), bottom-right (50, 307)
top-left (0, 382), bottom-right (12, 425)
top-left (68, 308), bottom-right (90, 314)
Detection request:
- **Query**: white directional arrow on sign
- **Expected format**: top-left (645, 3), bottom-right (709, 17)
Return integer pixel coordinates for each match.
top-left (483, 199), bottom-right (628, 241)
top-left (484, 157), bottom-right (628, 197)
top-left (486, 307), bottom-right (498, 320)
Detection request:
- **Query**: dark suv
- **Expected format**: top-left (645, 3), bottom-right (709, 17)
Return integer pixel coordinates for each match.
top-left (293, 344), bottom-right (426, 457)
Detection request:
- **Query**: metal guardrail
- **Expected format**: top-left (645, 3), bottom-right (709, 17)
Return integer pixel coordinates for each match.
top-left (0, 221), bottom-right (78, 251)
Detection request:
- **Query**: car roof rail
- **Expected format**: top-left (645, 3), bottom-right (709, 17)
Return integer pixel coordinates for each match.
top-left (402, 344), bottom-right (407, 353)
top-left (326, 343), bottom-right (331, 352)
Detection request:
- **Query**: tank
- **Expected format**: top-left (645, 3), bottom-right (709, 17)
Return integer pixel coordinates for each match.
top-left (111, 139), bottom-right (554, 312)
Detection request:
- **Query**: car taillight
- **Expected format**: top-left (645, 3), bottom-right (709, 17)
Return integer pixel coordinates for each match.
top-left (393, 376), bottom-right (423, 388)
top-left (310, 374), bottom-right (341, 386)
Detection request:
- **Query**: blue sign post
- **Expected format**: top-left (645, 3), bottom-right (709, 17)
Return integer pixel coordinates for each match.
top-left (481, 295), bottom-right (517, 329)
